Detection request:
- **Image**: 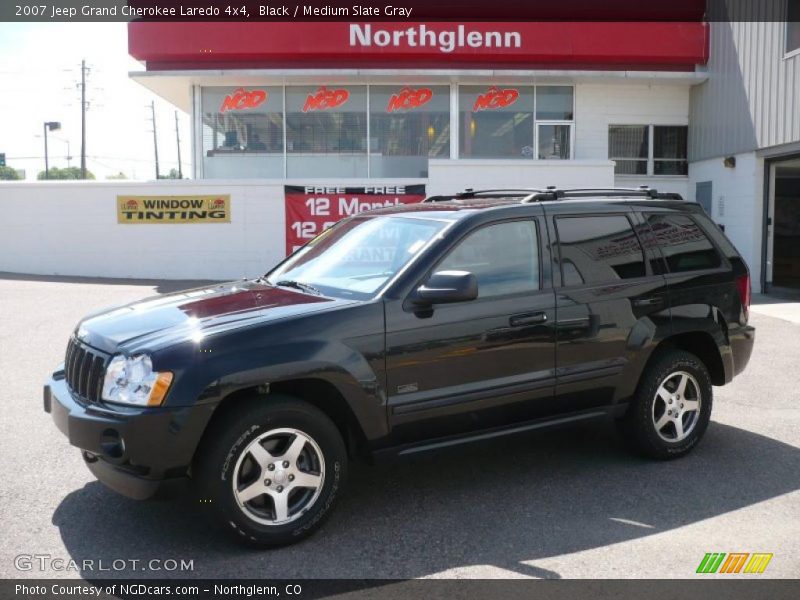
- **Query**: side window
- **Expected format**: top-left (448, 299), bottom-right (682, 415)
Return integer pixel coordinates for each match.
top-left (437, 220), bottom-right (540, 298)
top-left (556, 215), bottom-right (647, 286)
top-left (645, 213), bottom-right (722, 272)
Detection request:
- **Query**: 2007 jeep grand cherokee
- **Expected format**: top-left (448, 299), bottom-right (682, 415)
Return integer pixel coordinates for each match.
top-left (44, 188), bottom-right (755, 546)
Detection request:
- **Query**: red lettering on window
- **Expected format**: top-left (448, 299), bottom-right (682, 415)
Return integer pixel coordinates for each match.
top-left (472, 86), bottom-right (519, 111)
top-left (386, 87), bottom-right (434, 112)
top-left (302, 87), bottom-right (350, 112)
top-left (219, 88), bottom-right (268, 112)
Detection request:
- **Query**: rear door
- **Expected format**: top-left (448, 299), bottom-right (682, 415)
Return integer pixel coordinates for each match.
top-left (546, 206), bottom-right (672, 410)
top-left (641, 209), bottom-right (734, 334)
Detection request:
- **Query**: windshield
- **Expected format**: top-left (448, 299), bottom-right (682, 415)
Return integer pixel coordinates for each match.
top-left (266, 215), bottom-right (448, 299)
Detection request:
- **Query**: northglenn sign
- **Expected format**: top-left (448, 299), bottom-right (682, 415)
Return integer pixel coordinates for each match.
top-left (129, 22), bottom-right (708, 70)
top-left (349, 24), bottom-right (521, 53)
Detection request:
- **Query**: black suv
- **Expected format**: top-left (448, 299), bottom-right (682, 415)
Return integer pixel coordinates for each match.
top-left (44, 188), bottom-right (755, 546)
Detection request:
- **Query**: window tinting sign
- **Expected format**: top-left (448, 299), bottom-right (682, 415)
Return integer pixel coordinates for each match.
top-left (473, 86), bottom-right (519, 111)
top-left (219, 88), bottom-right (267, 113)
top-left (302, 87), bottom-right (350, 112)
top-left (386, 87), bottom-right (434, 112)
top-left (117, 195), bottom-right (231, 224)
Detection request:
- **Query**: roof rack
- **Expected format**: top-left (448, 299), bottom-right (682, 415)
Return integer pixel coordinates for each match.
top-left (422, 188), bottom-right (544, 202)
top-left (423, 186), bottom-right (684, 203)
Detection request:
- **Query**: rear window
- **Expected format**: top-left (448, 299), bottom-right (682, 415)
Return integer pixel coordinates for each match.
top-left (555, 215), bottom-right (647, 285)
top-left (692, 212), bottom-right (741, 259)
top-left (645, 213), bottom-right (722, 273)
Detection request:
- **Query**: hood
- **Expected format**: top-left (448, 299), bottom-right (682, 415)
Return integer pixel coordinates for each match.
top-left (75, 280), bottom-right (355, 354)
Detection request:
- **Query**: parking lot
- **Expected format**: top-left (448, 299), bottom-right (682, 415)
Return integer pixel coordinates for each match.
top-left (0, 272), bottom-right (798, 580)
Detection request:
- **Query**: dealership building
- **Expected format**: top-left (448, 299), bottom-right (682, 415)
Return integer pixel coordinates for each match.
top-left (122, 10), bottom-right (799, 292)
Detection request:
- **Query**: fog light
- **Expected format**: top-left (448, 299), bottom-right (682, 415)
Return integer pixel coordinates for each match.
top-left (100, 428), bottom-right (125, 459)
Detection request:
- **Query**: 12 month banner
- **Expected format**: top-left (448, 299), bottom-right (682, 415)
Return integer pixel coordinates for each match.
top-left (117, 195), bottom-right (231, 224)
top-left (284, 185), bottom-right (426, 254)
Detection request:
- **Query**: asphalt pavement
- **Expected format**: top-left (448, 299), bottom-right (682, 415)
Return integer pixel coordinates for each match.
top-left (0, 272), bottom-right (798, 580)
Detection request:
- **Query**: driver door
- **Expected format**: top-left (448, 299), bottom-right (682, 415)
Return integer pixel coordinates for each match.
top-left (383, 216), bottom-right (557, 446)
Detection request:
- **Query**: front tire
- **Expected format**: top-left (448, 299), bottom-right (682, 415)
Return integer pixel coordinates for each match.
top-left (194, 395), bottom-right (347, 547)
top-left (619, 350), bottom-right (713, 460)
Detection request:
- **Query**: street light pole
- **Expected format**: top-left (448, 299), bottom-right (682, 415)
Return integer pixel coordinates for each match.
top-left (43, 123), bottom-right (49, 179)
top-left (43, 121), bottom-right (61, 180)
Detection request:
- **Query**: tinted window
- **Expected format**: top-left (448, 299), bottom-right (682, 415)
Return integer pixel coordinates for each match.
top-left (645, 214), bottom-right (722, 272)
top-left (556, 215), bottom-right (647, 285)
top-left (438, 221), bottom-right (540, 298)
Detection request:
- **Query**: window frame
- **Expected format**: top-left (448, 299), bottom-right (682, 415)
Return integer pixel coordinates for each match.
top-left (424, 217), bottom-right (544, 302)
top-left (608, 124), bottom-right (649, 176)
top-left (456, 83), bottom-right (575, 161)
top-left (553, 212), bottom-right (651, 288)
top-left (195, 82), bottom-right (577, 178)
top-left (609, 124), bottom-right (688, 178)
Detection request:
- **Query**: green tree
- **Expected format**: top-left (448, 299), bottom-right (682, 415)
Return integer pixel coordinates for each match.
top-left (0, 165), bottom-right (21, 180)
top-left (160, 168), bottom-right (182, 179)
top-left (37, 166), bottom-right (95, 180)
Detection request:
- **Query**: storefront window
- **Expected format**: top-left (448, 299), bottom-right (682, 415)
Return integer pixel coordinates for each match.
top-left (654, 126), bottom-right (688, 175)
top-left (369, 85), bottom-right (450, 178)
top-left (536, 86), bottom-right (574, 120)
top-left (609, 125), bottom-right (688, 176)
top-left (609, 125), bottom-right (649, 175)
top-left (286, 85), bottom-right (368, 178)
top-left (201, 87), bottom-right (284, 178)
top-left (538, 124), bottom-right (571, 160)
top-left (459, 85), bottom-right (535, 159)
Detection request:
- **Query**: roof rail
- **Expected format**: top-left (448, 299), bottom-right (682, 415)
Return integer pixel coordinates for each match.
top-left (422, 188), bottom-right (545, 203)
top-left (423, 187), bottom-right (684, 204)
top-left (521, 187), bottom-right (685, 202)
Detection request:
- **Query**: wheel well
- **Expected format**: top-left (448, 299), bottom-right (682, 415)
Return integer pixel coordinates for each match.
top-left (205, 378), bottom-right (368, 460)
top-left (651, 331), bottom-right (726, 386)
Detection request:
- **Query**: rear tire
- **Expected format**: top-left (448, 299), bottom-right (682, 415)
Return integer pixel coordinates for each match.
top-left (618, 350), bottom-right (712, 460)
top-left (194, 394), bottom-right (347, 547)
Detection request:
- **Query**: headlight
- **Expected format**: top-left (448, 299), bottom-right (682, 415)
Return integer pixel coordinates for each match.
top-left (101, 354), bottom-right (173, 407)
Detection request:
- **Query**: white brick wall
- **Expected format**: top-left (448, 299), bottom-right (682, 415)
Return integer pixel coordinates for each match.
top-left (688, 152), bottom-right (764, 292)
top-left (576, 83), bottom-right (691, 199)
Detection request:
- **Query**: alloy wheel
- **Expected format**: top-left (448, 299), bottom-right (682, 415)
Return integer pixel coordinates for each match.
top-left (232, 428), bottom-right (325, 526)
top-left (651, 371), bottom-right (702, 443)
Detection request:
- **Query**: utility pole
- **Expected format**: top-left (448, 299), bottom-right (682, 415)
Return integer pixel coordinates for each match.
top-left (79, 59), bottom-right (88, 179)
top-left (174, 111), bottom-right (183, 179)
top-left (150, 101), bottom-right (160, 179)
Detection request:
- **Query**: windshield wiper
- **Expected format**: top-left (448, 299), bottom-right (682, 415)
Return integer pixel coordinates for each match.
top-left (273, 280), bottom-right (323, 296)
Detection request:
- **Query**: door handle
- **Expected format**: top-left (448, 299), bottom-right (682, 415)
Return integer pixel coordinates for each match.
top-left (510, 312), bottom-right (548, 327)
top-left (633, 297), bottom-right (664, 308)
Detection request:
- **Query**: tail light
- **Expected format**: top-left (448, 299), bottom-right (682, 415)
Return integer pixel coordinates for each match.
top-left (735, 273), bottom-right (751, 318)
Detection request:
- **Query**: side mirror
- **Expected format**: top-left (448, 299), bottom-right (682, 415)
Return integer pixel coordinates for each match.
top-left (415, 270), bottom-right (478, 305)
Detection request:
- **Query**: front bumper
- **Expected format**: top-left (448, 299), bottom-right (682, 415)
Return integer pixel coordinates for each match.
top-left (44, 373), bottom-right (215, 499)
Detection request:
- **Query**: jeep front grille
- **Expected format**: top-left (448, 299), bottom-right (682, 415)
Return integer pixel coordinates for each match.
top-left (64, 338), bottom-right (108, 402)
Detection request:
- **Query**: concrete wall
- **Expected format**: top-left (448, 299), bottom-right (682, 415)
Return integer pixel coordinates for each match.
top-left (688, 152), bottom-right (764, 291)
top-left (426, 159), bottom-right (615, 196)
top-left (0, 180), bottom-right (286, 281)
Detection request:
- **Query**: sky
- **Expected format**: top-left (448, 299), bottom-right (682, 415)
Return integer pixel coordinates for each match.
top-left (0, 23), bottom-right (191, 180)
